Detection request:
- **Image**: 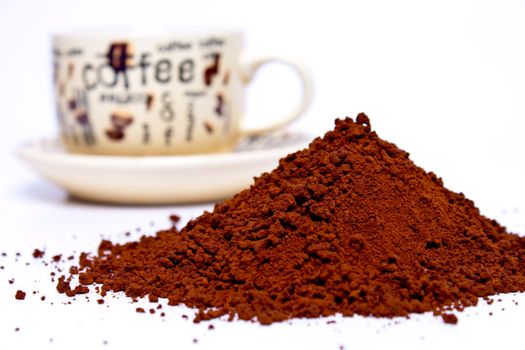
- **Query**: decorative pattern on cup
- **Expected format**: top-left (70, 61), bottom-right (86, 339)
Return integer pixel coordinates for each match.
top-left (106, 112), bottom-right (134, 141)
top-left (204, 53), bottom-right (221, 86)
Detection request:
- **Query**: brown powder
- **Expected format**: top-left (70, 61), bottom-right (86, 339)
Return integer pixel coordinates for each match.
top-left (441, 313), bottom-right (458, 324)
top-left (67, 114), bottom-right (525, 324)
top-left (32, 249), bottom-right (45, 258)
top-left (15, 290), bottom-right (26, 300)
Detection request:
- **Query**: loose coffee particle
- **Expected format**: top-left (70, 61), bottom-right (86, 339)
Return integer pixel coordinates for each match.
top-left (15, 290), bottom-right (26, 300)
top-left (32, 249), bottom-right (45, 258)
top-left (169, 214), bottom-right (181, 224)
top-left (136, 307), bottom-right (145, 313)
top-left (74, 285), bottom-right (89, 294)
top-left (441, 313), bottom-right (458, 324)
top-left (67, 114), bottom-right (525, 324)
top-left (8, 278), bottom-right (14, 284)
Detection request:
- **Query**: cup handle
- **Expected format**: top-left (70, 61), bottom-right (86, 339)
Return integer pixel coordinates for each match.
top-left (239, 55), bottom-right (313, 136)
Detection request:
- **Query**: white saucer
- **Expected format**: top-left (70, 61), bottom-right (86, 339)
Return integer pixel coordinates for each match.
top-left (17, 133), bottom-right (312, 204)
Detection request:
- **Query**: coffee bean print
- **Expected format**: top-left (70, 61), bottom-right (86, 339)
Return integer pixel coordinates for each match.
top-left (146, 94), bottom-right (154, 111)
top-left (106, 42), bottom-right (133, 73)
top-left (105, 111), bottom-right (134, 142)
top-left (76, 111), bottom-right (89, 125)
top-left (204, 122), bottom-right (214, 134)
top-left (68, 99), bottom-right (77, 111)
top-left (105, 129), bottom-right (125, 141)
top-left (204, 53), bottom-right (220, 86)
top-left (111, 114), bottom-right (133, 128)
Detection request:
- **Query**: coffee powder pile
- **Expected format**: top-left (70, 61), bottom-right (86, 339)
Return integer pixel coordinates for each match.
top-left (66, 114), bottom-right (525, 324)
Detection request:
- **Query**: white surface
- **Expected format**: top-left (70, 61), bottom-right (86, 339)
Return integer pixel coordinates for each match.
top-left (17, 134), bottom-right (310, 204)
top-left (1, 0), bottom-right (525, 349)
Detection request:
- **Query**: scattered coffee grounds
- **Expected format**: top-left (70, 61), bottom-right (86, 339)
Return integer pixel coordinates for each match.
top-left (32, 249), bottom-right (45, 258)
top-left (136, 307), bottom-right (145, 313)
top-left (170, 214), bottom-right (181, 223)
top-left (67, 114), bottom-right (525, 325)
top-left (15, 290), bottom-right (26, 300)
top-left (441, 313), bottom-right (458, 324)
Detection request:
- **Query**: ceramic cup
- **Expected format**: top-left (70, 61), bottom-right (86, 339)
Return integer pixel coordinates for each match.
top-left (52, 30), bottom-right (312, 155)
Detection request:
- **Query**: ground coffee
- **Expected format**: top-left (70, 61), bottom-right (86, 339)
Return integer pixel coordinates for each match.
top-left (15, 290), bottom-right (26, 300)
top-left (64, 114), bottom-right (525, 324)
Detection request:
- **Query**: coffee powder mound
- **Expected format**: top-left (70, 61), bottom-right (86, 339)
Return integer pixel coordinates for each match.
top-left (71, 114), bottom-right (525, 324)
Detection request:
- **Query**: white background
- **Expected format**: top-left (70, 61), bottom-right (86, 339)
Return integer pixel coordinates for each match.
top-left (0, 0), bottom-right (524, 349)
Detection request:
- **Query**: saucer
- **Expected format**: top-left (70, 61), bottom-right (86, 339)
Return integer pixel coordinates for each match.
top-left (17, 132), bottom-right (312, 204)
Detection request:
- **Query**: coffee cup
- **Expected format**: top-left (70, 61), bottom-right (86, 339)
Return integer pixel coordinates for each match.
top-left (52, 29), bottom-right (312, 155)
